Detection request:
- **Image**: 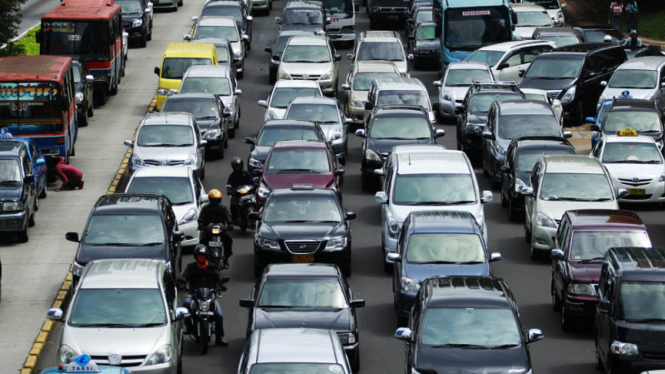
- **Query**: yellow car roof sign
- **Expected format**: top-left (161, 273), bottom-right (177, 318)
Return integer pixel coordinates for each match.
top-left (619, 127), bottom-right (638, 136)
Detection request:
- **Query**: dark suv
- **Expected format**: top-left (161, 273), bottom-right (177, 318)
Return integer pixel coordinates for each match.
top-left (457, 82), bottom-right (525, 159)
top-left (394, 276), bottom-right (544, 374)
top-left (500, 136), bottom-right (576, 221)
top-left (277, 1), bottom-right (328, 35)
top-left (520, 43), bottom-right (627, 125)
top-left (595, 247), bottom-right (665, 374)
top-left (552, 210), bottom-right (650, 332)
top-left (66, 193), bottom-right (184, 284)
top-left (118, 0), bottom-right (153, 48)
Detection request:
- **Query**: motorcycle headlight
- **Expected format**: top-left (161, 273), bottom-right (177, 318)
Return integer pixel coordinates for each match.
top-left (144, 344), bottom-right (172, 366)
top-left (365, 149), bottom-right (381, 161)
top-left (132, 18), bottom-right (143, 27)
top-left (249, 158), bottom-right (263, 169)
top-left (199, 299), bottom-right (211, 312)
top-left (179, 208), bottom-right (197, 225)
top-left (257, 236), bottom-right (280, 250)
top-left (72, 261), bottom-right (85, 277)
top-left (75, 92), bottom-right (84, 104)
top-left (351, 99), bottom-right (363, 108)
top-left (203, 128), bottom-right (221, 140)
top-left (560, 87), bottom-right (576, 104)
top-left (567, 283), bottom-right (596, 296)
top-left (515, 178), bottom-right (526, 193)
top-left (2, 201), bottom-right (24, 212)
top-left (537, 212), bottom-right (557, 228)
top-left (325, 236), bottom-right (347, 251)
top-left (319, 70), bottom-right (333, 81)
top-left (337, 332), bottom-right (356, 344)
top-left (58, 345), bottom-right (78, 364)
top-left (258, 185), bottom-right (270, 199)
top-left (611, 341), bottom-right (638, 356)
top-left (400, 277), bottom-right (420, 293)
top-left (239, 186), bottom-right (251, 194)
top-left (278, 70), bottom-right (291, 80)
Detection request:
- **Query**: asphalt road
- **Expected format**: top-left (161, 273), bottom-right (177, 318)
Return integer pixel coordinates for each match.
top-left (33, 1), bottom-right (665, 373)
top-left (18, 0), bottom-right (61, 35)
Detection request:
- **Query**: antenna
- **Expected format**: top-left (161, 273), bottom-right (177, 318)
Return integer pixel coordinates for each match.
top-left (408, 153), bottom-right (411, 165)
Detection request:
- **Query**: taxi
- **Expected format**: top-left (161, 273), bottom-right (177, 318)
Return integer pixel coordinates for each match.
top-left (40, 354), bottom-right (131, 374)
top-left (590, 128), bottom-right (665, 204)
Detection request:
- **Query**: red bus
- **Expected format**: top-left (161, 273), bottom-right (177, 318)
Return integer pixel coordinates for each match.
top-left (38, 0), bottom-right (124, 106)
top-left (0, 56), bottom-right (78, 163)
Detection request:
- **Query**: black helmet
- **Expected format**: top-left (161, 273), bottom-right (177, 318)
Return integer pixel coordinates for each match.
top-left (231, 157), bottom-right (243, 170)
top-left (193, 244), bottom-right (208, 260)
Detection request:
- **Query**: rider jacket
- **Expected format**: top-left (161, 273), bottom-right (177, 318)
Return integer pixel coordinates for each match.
top-left (198, 203), bottom-right (233, 230)
top-left (180, 262), bottom-right (225, 290)
top-left (227, 170), bottom-right (254, 190)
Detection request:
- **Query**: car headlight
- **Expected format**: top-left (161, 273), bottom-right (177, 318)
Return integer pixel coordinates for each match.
top-left (555, 10), bottom-right (563, 19)
top-left (2, 201), bottom-right (24, 212)
top-left (132, 18), bottom-right (143, 27)
top-left (257, 236), bottom-right (280, 250)
top-left (144, 344), bottom-right (172, 366)
top-left (249, 158), bottom-right (263, 169)
top-left (319, 70), bottom-right (333, 81)
top-left (659, 173), bottom-right (665, 182)
top-left (234, 50), bottom-right (242, 59)
top-left (325, 236), bottom-right (347, 251)
top-left (337, 332), bottom-right (356, 344)
top-left (400, 277), bottom-right (420, 293)
top-left (330, 126), bottom-right (343, 141)
top-left (351, 99), bottom-right (363, 108)
top-left (203, 128), bottom-right (221, 140)
top-left (515, 178), bottom-right (526, 193)
top-left (132, 154), bottom-right (143, 166)
top-left (537, 212), bottom-right (557, 228)
top-left (365, 149), bottom-right (381, 161)
top-left (184, 154), bottom-right (196, 165)
top-left (258, 185), bottom-right (270, 199)
top-left (386, 209), bottom-right (400, 239)
top-left (75, 92), bottom-right (84, 104)
top-left (58, 345), bottom-right (78, 364)
top-left (567, 283), bottom-right (596, 296)
top-left (278, 70), bottom-right (291, 80)
top-left (179, 208), bottom-right (197, 225)
top-left (611, 341), bottom-right (638, 356)
top-left (560, 87), bottom-right (576, 104)
top-left (72, 261), bottom-right (85, 277)
top-left (442, 91), bottom-right (452, 101)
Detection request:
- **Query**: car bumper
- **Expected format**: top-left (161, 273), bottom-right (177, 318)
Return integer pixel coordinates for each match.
top-left (203, 136), bottom-right (223, 151)
top-left (329, 33), bottom-right (356, 42)
top-left (331, 141), bottom-right (346, 158)
top-left (564, 293), bottom-right (597, 319)
top-left (396, 290), bottom-right (417, 319)
top-left (614, 181), bottom-right (665, 204)
top-left (319, 80), bottom-right (335, 95)
top-left (179, 221), bottom-right (199, 247)
top-left (126, 362), bottom-right (177, 374)
top-left (610, 355), bottom-right (665, 374)
top-left (532, 224), bottom-right (557, 252)
top-left (256, 247), bottom-right (351, 268)
top-left (0, 211), bottom-right (28, 231)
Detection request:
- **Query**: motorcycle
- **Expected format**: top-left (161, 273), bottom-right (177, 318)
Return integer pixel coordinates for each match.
top-left (204, 224), bottom-right (226, 270)
top-left (185, 282), bottom-right (228, 355)
top-left (226, 184), bottom-right (257, 233)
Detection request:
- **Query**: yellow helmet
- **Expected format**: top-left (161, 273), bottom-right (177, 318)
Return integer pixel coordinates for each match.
top-left (208, 189), bottom-right (223, 199)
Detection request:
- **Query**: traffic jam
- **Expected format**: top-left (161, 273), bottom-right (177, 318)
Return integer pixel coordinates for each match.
top-left (1, 0), bottom-right (665, 373)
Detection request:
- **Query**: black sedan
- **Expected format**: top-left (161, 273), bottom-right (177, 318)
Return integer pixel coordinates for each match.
top-left (117, 0), bottom-right (153, 48)
top-left (72, 60), bottom-right (93, 127)
top-left (199, 0), bottom-right (252, 46)
top-left (239, 263), bottom-right (365, 372)
top-left (408, 22), bottom-right (440, 70)
top-left (250, 187), bottom-right (356, 277)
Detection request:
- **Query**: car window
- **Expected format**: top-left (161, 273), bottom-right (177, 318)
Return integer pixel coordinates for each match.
top-left (127, 177), bottom-right (194, 205)
top-left (137, 125), bottom-right (195, 147)
top-left (377, 90), bottom-right (430, 109)
top-left (258, 278), bottom-right (347, 307)
top-left (406, 233), bottom-right (485, 263)
top-left (250, 364), bottom-right (345, 374)
top-left (522, 47), bottom-right (545, 64)
top-left (601, 142), bottom-right (663, 164)
top-left (282, 9), bottom-right (324, 25)
top-left (525, 58), bottom-right (583, 79)
top-left (604, 110), bottom-right (662, 133)
top-left (609, 70), bottom-right (658, 89)
top-left (180, 77), bottom-right (232, 96)
top-left (540, 173), bottom-right (614, 201)
top-left (620, 282), bottom-right (665, 321)
top-left (0, 159), bottom-right (21, 182)
top-left (517, 149), bottom-right (574, 173)
top-left (420, 308), bottom-right (521, 347)
top-left (445, 69), bottom-right (492, 87)
top-left (570, 231), bottom-right (651, 261)
top-left (22, 151), bottom-right (32, 175)
top-left (503, 52), bottom-right (522, 67)
top-left (257, 127), bottom-right (320, 146)
top-left (69, 289), bottom-right (166, 326)
top-left (194, 26), bottom-right (239, 42)
top-left (84, 214), bottom-right (165, 245)
top-left (358, 41), bottom-right (404, 61)
top-left (264, 196), bottom-right (340, 222)
top-left (498, 115), bottom-right (561, 141)
top-left (354, 72), bottom-right (400, 91)
top-left (283, 45), bottom-right (331, 63)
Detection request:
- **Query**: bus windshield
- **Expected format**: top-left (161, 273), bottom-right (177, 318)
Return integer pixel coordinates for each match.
top-left (444, 7), bottom-right (511, 51)
top-left (41, 21), bottom-right (110, 61)
top-left (0, 81), bottom-right (65, 135)
top-left (322, 0), bottom-right (353, 14)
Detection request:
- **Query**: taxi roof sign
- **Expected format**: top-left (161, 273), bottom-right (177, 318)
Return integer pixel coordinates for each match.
top-left (618, 127), bottom-right (638, 136)
top-left (0, 128), bottom-right (13, 139)
top-left (61, 354), bottom-right (100, 373)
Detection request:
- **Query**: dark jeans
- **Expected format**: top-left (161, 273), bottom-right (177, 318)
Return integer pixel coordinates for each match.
top-left (184, 296), bottom-right (224, 338)
top-left (611, 16), bottom-right (622, 31)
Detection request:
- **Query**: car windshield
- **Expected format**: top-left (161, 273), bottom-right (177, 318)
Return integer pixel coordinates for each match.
top-left (465, 50), bottom-right (505, 67)
top-left (406, 233), bottom-right (485, 264)
top-left (416, 10), bottom-right (433, 23)
top-left (540, 35), bottom-right (580, 48)
top-left (136, 125), bottom-right (194, 147)
top-left (283, 9), bottom-right (324, 25)
top-left (180, 77), bottom-right (232, 96)
top-left (266, 149), bottom-right (331, 173)
top-left (620, 282), bottom-right (665, 322)
top-left (369, 116), bottom-right (431, 139)
top-left (357, 41), bottom-right (404, 61)
top-left (161, 58), bottom-right (213, 79)
top-left (540, 173), bottom-right (614, 201)
top-left (282, 45), bottom-right (331, 63)
top-left (525, 58), bottom-right (583, 79)
top-left (271, 88), bottom-right (321, 108)
top-left (583, 29), bottom-right (624, 43)
top-left (516, 11), bottom-right (552, 27)
top-left (421, 308), bottom-right (521, 347)
top-left (517, 149), bottom-right (574, 172)
top-left (84, 214), bottom-right (165, 245)
top-left (69, 289), bottom-right (166, 327)
top-left (116, 0), bottom-right (142, 14)
top-left (602, 142), bottom-right (663, 164)
top-left (604, 111), bottom-right (662, 133)
top-left (377, 90), bottom-right (430, 109)
top-left (393, 174), bottom-right (476, 205)
top-left (469, 93), bottom-right (521, 114)
top-left (201, 6), bottom-right (243, 20)
top-left (498, 115), bottom-right (561, 141)
top-left (127, 177), bottom-right (194, 205)
top-left (161, 100), bottom-right (219, 120)
top-left (250, 364), bottom-right (345, 374)
top-left (258, 127), bottom-right (320, 146)
top-left (287, 103), bottom-right (338, 122)
top-left (264, 196), bottom-right (341, 222)
top-left (570, 231), bottom-right (651, 261)
top-left (417, 25), bottom-right (436, 40)
top-left (525, 0), bottom-right (560, 9)
top-left (445, 69), bottom-right (492, 87)
top-left (353, 72), bottom-right (400, 91)
top-left (0, 159), bottom-right (22, 183)
top-left (258, 279), bottom-right (347, 308)
top-left (194, 26), bottom-right (239, 42)
top-left (609, 70), bottom-right (658, 89)
top-left (444, 7), bottom-right (511, 51)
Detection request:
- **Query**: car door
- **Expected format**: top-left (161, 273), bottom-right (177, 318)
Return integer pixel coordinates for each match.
top-left (231, 75), bottom-right (240, 121)
top-left (553, 216), bottom-right (571, 300)
top-left (495, 51), bottom-right (523, 81)
top-left (596, 264), bottom-right (615, 361)
top-left (29, 141), bottom-right (46, 196)
top-left (658, 65), bottom-right (665, 110)
top-left (524, 162), bottom-right (541, 230)
top-left (21, 149), bottom-right (35, 211)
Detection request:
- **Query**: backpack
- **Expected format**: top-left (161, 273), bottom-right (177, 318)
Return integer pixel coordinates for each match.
top-left (612, 2), bottom-right (623, 16)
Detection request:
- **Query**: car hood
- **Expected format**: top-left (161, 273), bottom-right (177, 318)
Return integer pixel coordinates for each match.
top-left (468, 113), bottom-right (488, 126)
top-left (320, 124), bottom-right (343, 141)
top-left (601, 87), bottom-right (656, 101)
top-left (415, 40), bottom-right (440, 50)
top-left (260, 222), bottom-right (343, 240)
top-left (263, 172), bottom-right (335, 190)
top-left (250, 146), bottom-right (271, 163)
top-left (253, 308), bottom-right (351, 331)
top-left (197, 119), bottom-right (219, 132)
top-left (280, 62), bottom-right (331, 75)
top-left (0, 184), bottom-right (24, 200)
top-left (171, 203), bottom-right (197, 222)
top-left (520, 78), bottom-right (575, 92)
top-left (539, 199), bottom-right (618, 221)
top-left (391, 203), bottom-right (483, 224)
top-left (280, 24), bottom-right (324, 33)
top-left (404, 262), bottom-right (490, 284)
top-left (134, 146), bottom-right (194, 162)
top-left (567, 261), bottom-right (602, 283)
top-left (606, 164), bottom-right (665, 179)
top-left (416, 345), bottom-right (528, 374)
top-left (122, 14), bottom-right (142, 24)
top-left (616, 321), bottom-right (665, 347)
top-left (218, 96), bottom-right (233, 108)
top-left (515, 171), bottom-right (531, 185)
top-left (368, 137), bottom-right (434, 155)
top-left (63, 325), bottom-right (169, 358)
top-left (441, 86), bottom-right (470, 103)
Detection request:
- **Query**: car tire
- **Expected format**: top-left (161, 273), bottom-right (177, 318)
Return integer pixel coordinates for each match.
top-left (139, 34), bottom-right (147, 48)
top-left (110, 78), bottom-right (118, 96)
top-left (28, 211), bottom-right (35, 228)
top-left (530, 245), bottom-right (539, 260)
top-left (79, 111), bottom-right (88, 128)
top-left (228, 127), bottom-right (236, 139)
top-left (551, 281), bottom-right (561, 311)
top-left (88, 100), bottom-right (94, 117)
top-left (561, 303), bottom-right (574, 332)
top-left (595, 349), bottom-right (604, 371)
top-left (269, 72), bottom-right (276, 84)
top-left (524, 222), bottom-right (531, 244)
top-left (508, 198), bottom-right (519, 222)
top-left (218, 143), bottom-right (224, 159)
top-left (200, 166), bottom-right (205, 180)
top-left (254, 255), bottom-right (264, 277)
top-left (17, 227), bottom-right (29, 243)
top-left (350, 347), bottom-right (360, 373)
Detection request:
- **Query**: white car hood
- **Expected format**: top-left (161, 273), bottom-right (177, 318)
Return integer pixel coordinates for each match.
top-left (391, 203), bottom-right (484, 224)
top-left (63, 325), bottom-right (169, 359)
top-left (280, 62), bottom-right (331, 76)
top-left (265, 107), bottom-right (287, 121)
top-left (134, 146), bottom-right (194, 162)
top-left (540, 199), bottom-right (618, 221)
top-left (606, 163), bottom-right (664, 180)
top-left (440, 86), bottom-right (470, 102)
top-left (171, 202), bottom-right (198, 222)
top-left (514, 27), bottom-right (539, 40)
top-left (601, 87), bottom-right (655, 101)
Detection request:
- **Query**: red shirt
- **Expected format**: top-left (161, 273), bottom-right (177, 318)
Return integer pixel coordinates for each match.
top-left (55, 161), bottom-right (83, 181)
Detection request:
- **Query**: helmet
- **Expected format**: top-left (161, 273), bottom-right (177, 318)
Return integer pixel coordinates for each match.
top-left (604, 35), bottom-right (613, 43)
top-left (193, 244), bottom-right (208, 263)
top-left (231, 157), bottom-right (244, 171)
top-left (208, 189), bottom-right (223, 199)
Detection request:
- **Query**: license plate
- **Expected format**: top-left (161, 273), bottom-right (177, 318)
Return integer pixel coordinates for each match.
top-left (209, 241), bottom-right (223, 247)
top-left (627, 188), bottom-right (645, 196)
top-left (387, 15), bottom-right (399, 20)
top-left (292, 254), bottom-right (314, 263)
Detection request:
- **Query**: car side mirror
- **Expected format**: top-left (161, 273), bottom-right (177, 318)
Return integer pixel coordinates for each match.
top-left (497, 62), bottom-right (509, 70)
top-left (174, 307), bottom-right (190, 321)
top-left (239, 298), bottom-right (255, 308)
top-left (661, 82), bottom-right (665, 88)
top-left (36, 158), bottom-right (46, 166)
top-left (387, 252), bottom-right (401, 262)
top-left (183, 34), bottom-right (192, 41)
top-left (223, 108), bottom-right (231, 118)
top-left (147, 2), bottom-right (153, 7)
top-left (407, 54), bottom-right (414, 61)
top-left (124, 139), bottom-right (134, 147)
top-left (342, 83), bottom-right (350, 90)
top-left (617, 188), bottom-right (628, 198)
top-left (433, 80), bottom-right (442, 87)
top-left (244, 136), bottom-right (255, 144)
top-left (563, 131), bottom-right (572, 138)
top-left (154, 67), bottom-right (160, 75)
top-left (272, 55), bottom-right (281, 62)
top-left (600, 81), bottom-right (607, 87)
top-left (590, 124), bottom-right (600, 132)
top-left (191, 16), bottom-right (199, 23)
top-left (65, 232), bottom-right (80, 243)
top-left (551, 249), bottom-right (564, 260)
top-left (490, 252), bottom-right (502, 262)
top-left (248, 211), bottom-right (260, 221)
top-left (346, 211), bottom-right (356, 220)
top-left (375, 191), bottom-right (388, 204)
top-left (326, 17), bottom-right (331, 25)
top-left (173, 230), bottom-right (184, 242)
top-left (334, 54), bottom-right (342, 62)
top-left (481, 190), bottom-right (493, 204)
top-left (350, 299), bottom-right (365, 308)
top-left (394, 327), bottom-right (413, 342)
top-left (364, 102), bottom-right (373, 110)
top-left (599, 299), bottom-right (611, 313)
top-left (85, 75), bottom-right (94, 83)
top-left (373, 168), bottom-right (384, 175)
top-left (47, 308), bottom-right (64, 321)
top-left (527, 329), bottom-right (544, 344)
top-left (200, 194), bottom-right (209, 204)
top-left (521, 186), bottom-right (534, 196)
top-left (482, 131), bottom-right (492, 139)
top-left (257, 100), bottom-right (268, 108)
top-left (355, 129), bottom-right (366, 137)
top-left (435, 129), bottom-right (446, 138)
top-left (235, 89), bottom-right (243, 96)
top-left (275, 17), bottom-right (281, 24)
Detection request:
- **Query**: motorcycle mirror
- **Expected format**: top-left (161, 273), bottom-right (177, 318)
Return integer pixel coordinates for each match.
top-left (219, 285), bottom-right (228, 293)
top-left (248, 211), bottom-right (260, 221)
top-left (173, 230), bottom-right (184, 242)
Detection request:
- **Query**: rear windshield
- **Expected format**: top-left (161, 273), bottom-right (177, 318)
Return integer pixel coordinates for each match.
top-left (257, 127), bottom-right (320, 146)
top-left (194, 26), bottom-right (239, 41)
top-left (358, 41), bottom-right (404, 62)
top-left (180, 77), bottom-right (232, 96)
top-left (161, 58), bottom-right (212, 79)
top-left (283, 9), bottom-right (324, 25)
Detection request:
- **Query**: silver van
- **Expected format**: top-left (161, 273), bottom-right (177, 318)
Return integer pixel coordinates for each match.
top-left (599, 56), bottom-right (665, 110)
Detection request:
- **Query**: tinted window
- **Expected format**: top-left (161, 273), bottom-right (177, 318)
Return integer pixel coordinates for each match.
top-left (377, 90), bottom-right (430, 109)
top-left (620, 282), bottom-right (665, 321)
top-left (498, 115), bottom-right (560, 140)
top-left (393, 174), bottom-right (476, 204)
top-left (0, 159), bottom-right (21, 182)
top-left (526, 0), bottom-right (560, 9)
top-left (525, 58), bottom-right (583, 79)
top-left (421, 308), bottom-right (521, 347)
top-left (264, 196), bottom-right (340, 222)
top-left (370, 116), bottom-right (431, 139)
top-left (161, 58), bottom-right (212, 79)
top-left (180, 77), bottom-right (231, 96)
top-left (266, 149), bottom-right (331, 173)
top-left (116, 0), bottom-right (143, 14)
top-left (193, 26), bottom-right (239, 42)
top-left (137, 125), bottom-right (195, 147)
top-left (215, 46), bottom-right (230, 62)
top-left (516, 149), bottom-right (574, 172)
top-left (445, 69), bottom-right (492, 87)
top-left (604, 110), bottom-right (661, 133)
top-left (201, 6), bottom-right (243, 20)
top-left (257, 127), bottom-right (320, 146)
top-left (258, 279), bottom-right (347, 307)
top-left (570, 231), bottom-right (651, 261)
top-left (417, 25), bottom-right (436, 40)
top-left (358, 41), bottom-right (404, 61)
top-left (69, 289), bottom-right (166, 326)
top-left (406, 233), bottom-right (485, 263)
top-left (287, 103), bottom-right (338, 122)
top-left (84, 214), bottom-right (165, 245)
top-left (602, 142), bottom-right (663, 164)
top-left (251, 364), bottom-right (344, 374)
top-left (416, 10), bottom-right (433, 23)
top-left (271, 88), bottom-right (321, 108)
top-left (469, 93), bottom-right (521, 114)
top-left (283, 9), bottom-right (324, 25)
top-left (540, 173), bottom-right (613, 201)
top-left (353, 72), bottom-right (400, 91)
top-left (127, 177), bottom-right (194, 205)
top-left (161, 99), bottom-right (219, 120)
top-left (282, 45), bottom-right (331, 63)
top-left (540, 35), bottom-right (580, 48)
top-left (582, 29), bottom-right (624, 43)
top-left (465, 50), bottom-right (504, 67)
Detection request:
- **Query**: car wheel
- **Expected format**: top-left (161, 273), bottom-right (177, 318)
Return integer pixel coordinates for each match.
top-left (178, 0), bottom-right (183, 6)
top-left (269, 72), bottom-right (276, 84)
top-left (551, 281), bottom-right (561, 311)
top-left (79, 109), bottom-right (88, 127)
top-left (524, 221), bottom-right (531, 244)
top-left (139, 34), bottom-right (147, 48)
top-left (200, 166), bottom-right (205, 180)
top-left (88, 100), bottom-right (94, 117)
top-left (530, 245), bottom-right (539, 260)
top-left (595, 349), bottom-right (604, 371)
top-left (17, 227), bottom-right (29, 243)
top-left (340, 156), bottom-right (346, 166)
top-left (110, 78), bottom-right (118, 95)
top-left (147, 25), bottom-right (152, 41)
top-left (561, 302), bottom-right (574, 331)
top-left (350, 347), bottom-right (360, 373)
top-left (508, 198), bottom-right (519, 222)
top-left (228, 127), bottom-right (236, 139)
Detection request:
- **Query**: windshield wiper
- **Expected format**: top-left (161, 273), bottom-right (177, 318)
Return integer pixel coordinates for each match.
top-left (489, 344), bottom-right (520, 349)
top-left (259, 305), bottom-right (295, 308)
top-left (586, 197), bottom-right (612, 202)
top-left (312, 220), bottom-right (341, 223)
top-left (74, 323), bottom-right (128, 327)
top-left (276, 168), bottom-right (319, 173)
top-left (579, 257), bottom-right (604, 264)
top-left (314, 121), bottom-right (339, 124)
top-left (627, 318), bottom-right (665, 323)
top-left (197, 116), bottom-right (218, 120)
top-left (429, 343), bottom-right (487, 349)
top-left (136, 242), bottom-right (164, 246)
top-left (172, 201), bottom-right (193, 205)
top-left (89, 242), bottom-right (139, 246)
top-left (376, 137), bottom-right (413, 140)
top-left (126, 322), bottom-right (164, 327)
top-left (442, 200), bottom-right (476, 205)
top-left (457, 261), bottom-right (484, 264)
top-left (280, 220), bottom-right (310, 223)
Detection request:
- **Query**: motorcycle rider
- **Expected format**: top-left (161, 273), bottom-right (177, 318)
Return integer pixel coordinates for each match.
top-left (179, 245), bottom-right (229, 346)
top-left (227, 157), bottom-right (254, 224)
top-left (198, 189), bottom-right (233, 268)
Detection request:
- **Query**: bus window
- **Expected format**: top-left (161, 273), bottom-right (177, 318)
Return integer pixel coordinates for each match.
top-left (41, 21), bottom-right (110, 60)
top-left (322, 0), bottom-right (353, 15)
top-left (0, 82), bottom-right (65, 135)
top-left (444, 8), bottom-right (510, 50)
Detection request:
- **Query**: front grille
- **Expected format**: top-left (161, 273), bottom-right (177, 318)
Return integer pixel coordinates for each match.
top-left (622, 194), bottom-right (653, 200)
top-left (290, 74), bottom-right (320, 80)
top-left (379, 6), bottom-right (406, 12)
top-left (285, 240), bottom-right (321, 253)
top-left (547, 90), bottom-right (562, 100)
top-left (618, 177), bottom-right (652, 187)
top-left (143, 159), bottom-right (185, 166)
top-left (643, 351), bottom-right (665, 361)
top-left (90, 355), bottom-right (146, 367)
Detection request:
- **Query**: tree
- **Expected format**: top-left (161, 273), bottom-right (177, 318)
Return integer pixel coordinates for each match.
top-left (0, 0), bottom-right (29, 56)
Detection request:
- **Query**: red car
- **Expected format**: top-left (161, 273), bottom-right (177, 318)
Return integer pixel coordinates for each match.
top-left (255, 140), bottom-right (344, 204)
top-left (551, 209), bottom-right (651, 331)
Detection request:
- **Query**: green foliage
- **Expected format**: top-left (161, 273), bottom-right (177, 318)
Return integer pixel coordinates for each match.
top-left (0, 0), bottom-right (29, 56)
top-left (13, 25), bottom-right (41, 56)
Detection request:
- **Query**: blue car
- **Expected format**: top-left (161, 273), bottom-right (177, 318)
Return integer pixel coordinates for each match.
top-left (388, 211), bottom-right (502, 325)
top-left (40, 354), bottom-right (131, 374)
top-left (0, 137), bottom-right (48, 199)
top-left (588, 99), bottom-right (613, 148)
